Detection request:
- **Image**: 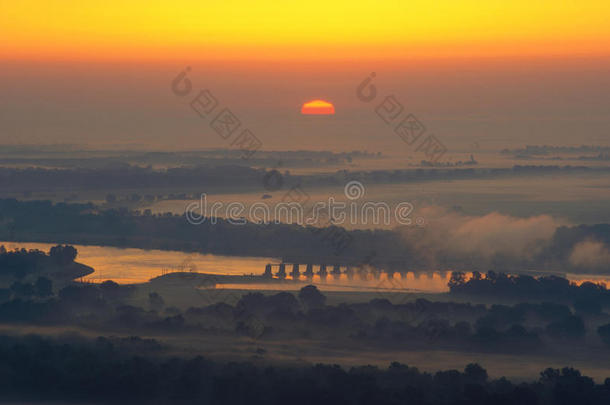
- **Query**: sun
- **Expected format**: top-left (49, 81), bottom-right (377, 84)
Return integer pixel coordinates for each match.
top-left (301, 99), bottom-right (335, 115)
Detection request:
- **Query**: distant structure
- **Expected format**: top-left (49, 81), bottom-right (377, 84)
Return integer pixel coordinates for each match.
top-left (261, 258), bottom-right (450, 281)
top-left (263, 264), bottom-right (273, 278)
top-left (277, 263), bottom-right (287, 279)
top-left (290, 263), bottom-right (300, 278)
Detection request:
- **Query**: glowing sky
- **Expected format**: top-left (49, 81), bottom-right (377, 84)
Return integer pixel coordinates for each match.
top-left (2, 1), bottom-right (610, 150)
top-left (3, 0), bottom-right (610, 61)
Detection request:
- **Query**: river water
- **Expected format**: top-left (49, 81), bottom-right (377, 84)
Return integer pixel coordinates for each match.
top-left (1, 241), bottom-right (607, 293)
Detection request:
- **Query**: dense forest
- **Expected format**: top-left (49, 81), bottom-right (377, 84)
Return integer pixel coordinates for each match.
top-left (0, 147), bottom-right (374, 169)
top-left (4, 269), bottom-right (610, 355)
top-left (0, 164), bottom-right (607, 193)
top-left (449, 271), bottom-right (610, 306)
top-left (0, 244), bottom-right (91, 292)
top-left (1, 333), bottom-right (610, 404)
top-left (0, 199), bottom-right (608, 272)
top-left (2, 250), bottom-right (610, 403)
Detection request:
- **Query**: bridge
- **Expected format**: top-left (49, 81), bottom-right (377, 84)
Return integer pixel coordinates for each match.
top-left (262, 262), bottom-right (448, 280)
top-left (262, 261), bottom-right (568, 280)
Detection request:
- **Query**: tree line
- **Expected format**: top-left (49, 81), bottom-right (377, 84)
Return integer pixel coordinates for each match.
top-left (0, 333), bottom-right (609, 404)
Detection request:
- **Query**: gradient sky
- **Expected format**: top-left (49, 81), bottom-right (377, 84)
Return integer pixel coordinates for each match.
top-left (3, 0), bottom-right (610, 61)
top-left (1, 1), bottom-right (610, 152)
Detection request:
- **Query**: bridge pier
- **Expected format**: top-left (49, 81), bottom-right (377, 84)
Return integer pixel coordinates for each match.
top-left (357, 266), bottom-right (368, 280)
top-left (263, 261), bottom-right (409, 281)
top-left (263, 264), bottom-right (273, 278)
top-left (290, 263), bottom-right (300, 279)
top-left (277, 263), bottom-right (287, 279)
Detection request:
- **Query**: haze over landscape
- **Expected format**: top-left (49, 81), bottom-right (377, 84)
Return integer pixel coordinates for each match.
top-left (1, 1), bottom-right (610, 404)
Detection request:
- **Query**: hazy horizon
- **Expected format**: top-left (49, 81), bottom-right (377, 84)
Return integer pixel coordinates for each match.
top-left (2, 2), bottom-right (610, 403)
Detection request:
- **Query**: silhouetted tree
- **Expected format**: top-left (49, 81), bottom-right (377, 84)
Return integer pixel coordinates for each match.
top-left (574, 297), bottom-right (602, 315)
top-left (598, 323), bottom-right (610, 346)
top-left (546, 315), bottom-right (585, 339)
top-left (148, 292), bottom-right (165, 311)
top-left (448, 271), bottom-right (466, 290)
top-left (298, 285), bottom-right (326, 311)
top-left (10, 281), bottom-right (34, 297)
top-left (464, 363), bottom-right (488, 384)
top-left (49, 245), bottom-right (77, 265)
top-left (34, 276), bottom-right (53, 297)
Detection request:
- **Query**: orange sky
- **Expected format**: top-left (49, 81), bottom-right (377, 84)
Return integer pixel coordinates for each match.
top-left (2, 0), bottom-right (610, 151)
top-left (2, 0), bottom-right (610, 62)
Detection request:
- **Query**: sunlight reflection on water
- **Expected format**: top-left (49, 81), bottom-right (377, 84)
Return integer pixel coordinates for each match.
top-left (0, 241), bottom-right (280, 284)
top-left (1, 241), bottom-right (608, 293)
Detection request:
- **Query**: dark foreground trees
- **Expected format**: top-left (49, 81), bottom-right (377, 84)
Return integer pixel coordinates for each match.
top-left (1, 198), bottom-right (608, 271)
top-left (449, 271), bottom-right (610, 308)
top-left (0, 283), bottom-right (605, 353)
top-left (0, 334), bottom-right (609, 404)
